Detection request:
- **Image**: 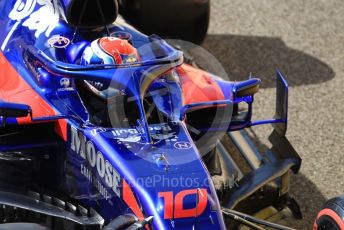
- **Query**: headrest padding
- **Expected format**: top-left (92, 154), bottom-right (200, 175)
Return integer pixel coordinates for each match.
top-left (64, 0), bottom-right (118, 28)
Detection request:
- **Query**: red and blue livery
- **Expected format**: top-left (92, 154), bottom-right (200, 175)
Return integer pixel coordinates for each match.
top-left (0, 0), bottom-right (302, 229)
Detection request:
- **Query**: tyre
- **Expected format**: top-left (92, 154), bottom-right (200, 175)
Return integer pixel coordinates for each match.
top-left (119, 0), bottom-right (210, 44)
top-left (314, 196), bottom-right (344, 230)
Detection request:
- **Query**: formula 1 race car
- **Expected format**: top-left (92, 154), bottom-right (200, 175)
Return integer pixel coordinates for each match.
top-left (0, 0), bottom-right (302, 229)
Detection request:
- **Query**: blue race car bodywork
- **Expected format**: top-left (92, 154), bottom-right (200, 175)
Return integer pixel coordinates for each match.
top-left (0, 0), bottom-right (301, 229)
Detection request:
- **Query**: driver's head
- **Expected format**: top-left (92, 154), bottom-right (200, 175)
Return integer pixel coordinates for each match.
top-left (81, 37), bottom-right (140, 65)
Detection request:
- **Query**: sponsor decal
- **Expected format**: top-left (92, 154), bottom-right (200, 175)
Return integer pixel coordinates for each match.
top-left (111, 124), bottom-right (178, 144)
top-left (117, 135), bottom-right (141, 143)
top-left (58, 77), bottom-right (74, 92)
top-left (48, 35), bottom-right (70, 48)
top-left (112, 128), bottom-right (140, 137)
top-left (174, 141), bottom-right (192, 150)
top-left (71, 126), bottom-right (121, 198)
top-left (60, 78), bottom-right (70, 88)
top-left (2, 0), bottom-right (64, 50)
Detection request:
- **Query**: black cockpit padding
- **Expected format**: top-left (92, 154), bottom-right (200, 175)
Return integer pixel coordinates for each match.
top-left (65, 0), bottom-right (118, 28)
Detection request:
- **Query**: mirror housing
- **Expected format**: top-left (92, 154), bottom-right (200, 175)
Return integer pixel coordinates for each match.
top-left (233, 78), bottom-right (261, 98)
top-left (0, 102), bottom-right (31, 119)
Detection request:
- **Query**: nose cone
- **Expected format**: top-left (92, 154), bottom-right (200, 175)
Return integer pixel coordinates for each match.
top-left (85, 122), bottom-right (226, 229)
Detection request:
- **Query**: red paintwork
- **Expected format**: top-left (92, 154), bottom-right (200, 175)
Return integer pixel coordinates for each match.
top-left (0, 51), bottom-right (57, 124)
top-left (123, 179), bottom-right (150, 229)
top-left (123, 179), bottom-right (144, 220)
top-left (178, 64), bottom-right (225, 105)
top-left (54, 119), bottom-right (68, 141)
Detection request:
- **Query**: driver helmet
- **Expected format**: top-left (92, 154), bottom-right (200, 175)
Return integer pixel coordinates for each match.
top-left (81, 37), bottom-right (140, 65)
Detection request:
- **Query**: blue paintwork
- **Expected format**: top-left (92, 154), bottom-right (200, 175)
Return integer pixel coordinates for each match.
top-left (232, 78), bottom-right (261, 96)
top-left (0, 1), bottom-right (290, 229)
top-left (0, 101), bottom-right (31, 114)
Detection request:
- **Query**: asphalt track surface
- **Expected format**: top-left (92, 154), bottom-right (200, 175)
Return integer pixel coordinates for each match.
top-left (201, 0), bottom-right (344, 229)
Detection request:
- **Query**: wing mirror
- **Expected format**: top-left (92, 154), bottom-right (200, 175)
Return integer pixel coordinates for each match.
top-left (0, 102), bottom-right (31, 125)
top-left (233, 78), bottom-right (261, 97)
